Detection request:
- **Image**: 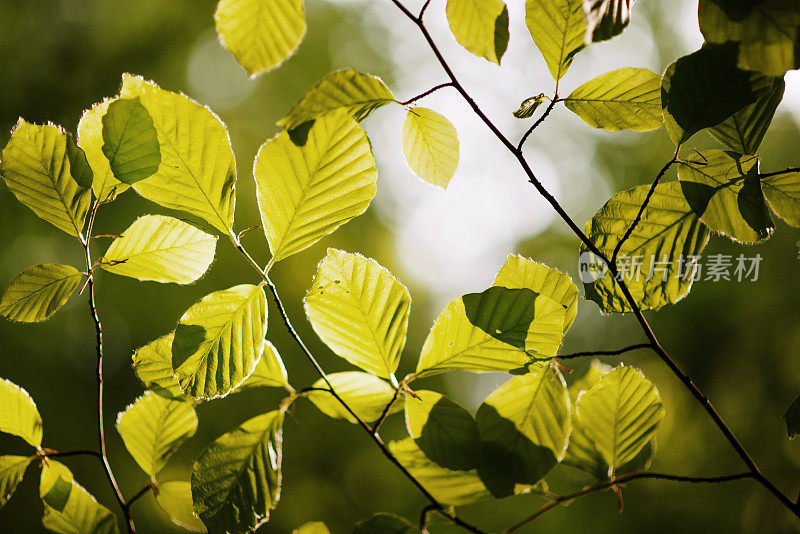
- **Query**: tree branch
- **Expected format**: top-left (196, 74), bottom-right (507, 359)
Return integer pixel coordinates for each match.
top-left (124, 484), bottom-right (153, 510)
top-left (399, 82), bottom-right (454, 105)
top-left (517, 94), bottom-right (560, 152)
top-left (371, 386), bottom-right (402, 434)
top-left (558, 342), bottom-right (654, 360)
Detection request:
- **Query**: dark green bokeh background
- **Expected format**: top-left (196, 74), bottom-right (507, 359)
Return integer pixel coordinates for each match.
top-left (1, 1), bottom-right (800, 533)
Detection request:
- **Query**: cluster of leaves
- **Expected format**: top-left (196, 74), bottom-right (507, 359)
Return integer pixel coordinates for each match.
top-left (1, 0), bottom-right (799, 533)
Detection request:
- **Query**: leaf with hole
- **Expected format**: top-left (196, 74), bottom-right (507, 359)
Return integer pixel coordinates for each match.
top-left (401, 108), bottom-right (459, 189)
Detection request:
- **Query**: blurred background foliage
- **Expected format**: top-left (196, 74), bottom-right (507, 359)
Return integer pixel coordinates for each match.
top-left (1, 0), bottom-right (800, 532)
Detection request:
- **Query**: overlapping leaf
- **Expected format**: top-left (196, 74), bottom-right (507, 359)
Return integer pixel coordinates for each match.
top-left (762, 170), bottom-right (800, 227)
top-left (101, 215), bottom-right (217, 284)
top-left (78, 98), bottom-right (130, 201)
top-left (172, 284), bottom-right (267, 399)
top-left (564, 67), bottom-right (662, 131)
top-left (583, 0), bottom-right (634, 43)
top-left (581, 181), bottom-right (711, 313)
top-left (353, 514), bottom-right (415, 534)
top-left (1, 120), bottom-right (90, 237)
top-left (132, 333), bottom-right (188, 400)
top-left (401, 108), bottom-right (459, 189)
top-left (120, 74), bottom-right (237, 234)
top-left (492, 254), bottom-right (578, 333)
top-left (40, 461), bottom-right (119, 534)
top-left (415, 287), bottom-right (565, 377)
top-left (238, 341), bottom-right (290, 390)
top-left (215, 0), bottom-right (306, 77)
top-left (446, 0), bottom-right (509, 65)
top-left (101, 97), bottom-right (161, 184)
top-left (678, 150), bottom-right (773, 243)
top-left (155, 481), bottom-right (207, 532)
top-left (476, 365), bottom-right (570, 496)
top-left (0, 264), bottom-right (82, 323)
top-left (307, 372), bottom-right (401, 424)
top-left (116, 391), bottom-right (198, 476)
top-left (0, 456), bottom-right (30, 509)
top-left (526, 0), bottom-right (586, 81)
top-left (192, 410), bottom-right (283, 532)
top-left (277, 69), bottom-right (395, 131)
top-left (254, 110), bottom-right (378, 262)
top-left (0, 378), bottom-right (43, 447)
top-left (305, 249), bottom-right (410, 379)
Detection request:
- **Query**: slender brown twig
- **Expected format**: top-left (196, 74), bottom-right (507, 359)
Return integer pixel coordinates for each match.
top-left (558, 342), bottom-right (655, 360)
top-left (399, 82), bottom-right (454, 105)
top-left (518, 94), bottom-right (560, 151)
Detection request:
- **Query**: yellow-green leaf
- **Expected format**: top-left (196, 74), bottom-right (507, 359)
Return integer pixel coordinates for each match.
top-left (762, 170), bottom-right (800, 228)
top-left (101, 215), bottom-right (217, 284)
top-left (120, 74), bottom-right (237, 234)
top-left (154, 481), bottom-right (206, 533)
top-left (78, 98), bottom-right (130, 202)
top-left (254, 110), bottom-right (378, 262)
top-left (305, 249), bottom-right (410, 379)
top-left (0, 264), bottom-right (82, 323)
top-left (0, 456), bottom-right (30, 509)
top-left (401, 108), bottom-right (459, 189)
top-left (293, 522), bottom-right (330, 534)
top-left (307, 372), bottom-right (401, 424)
top-left (132, 333), bottom-right (188, 401)
top-left (40, 461), bottom-right (119, 534)
top-left (0, 378), bottom-right (43, 448)
top-left (277, 69), bottom-right (395, 131)
top-left (526, 0), bottom-right (586, 81)
top-left (239, 341), bottom-right (290, 390)
top-left (215, 0), bottom-right (306, 77)
top-left (1, 119), bottom-right (90, 237)
top-left (446, 0), bottom-right (509, 65)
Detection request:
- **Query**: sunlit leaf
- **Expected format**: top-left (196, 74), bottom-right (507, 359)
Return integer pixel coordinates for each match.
top-left (678, 150), bottom-right (773, 243)
top-left (239, 341), bottom-right (290, 390)
top-left (415, 287), bottom-right (565, 378)
top-left (492, 254), bottom-right (578, 333)
top-left (0, 264), bottom-right (82, 323)
top-left (762, 170), bottom-right (800, 228)
top-left (101, 97), bottom-right (161, 185)
top-left (526, 0), bottom-right (586, 81)
top-left (564, 67), bottom-right (662, 131)
top-left (307, 372), bottom-right (401, 424)
top-left (64, 134), bottom-right (93, 189)
top-left (476, 364), bottom-right (570, 497)
top-left (583, 0), bottom-right (634, 43)
top-left (215, 0), bottom-right (306, 77)
top-left (401, 108), bottom-right (459, 189)
top-left (446, 0), bottom-right (509, 64)
top-left (172, 284), bottom-right (268, 400)
top-left (132, 333), bottom-right (188, 401)
top-left (293, 522), bottom-right (330, 534)
top-left (305, 249), bottom-right (410, 379)
top-left (116, 391), bottom-right (198, 476)
top-left (192, 410), bottom-right (283, 532)
top-left (154, 481), bottom-right (206, 533)
top-left (254, 110), bottom-right (378, 262)
top-left (581, 181), bottom-right (711, 313)
top-left (277, 69), bottom-right (395, 131)
top-left (78, 98), bottom-right (130, 201)
top-left (0, 456), bottom-right (30, 509)
top-left (1, 119), bottom-right (90, 237)
top-left (0, 378), bottom-right (43, 448)
top-left (40, 461), bottom-right (119, 534)
top-left (101, 215), bottom-right (217, 284)
top-left (120, 74), bottom-right (237, 234)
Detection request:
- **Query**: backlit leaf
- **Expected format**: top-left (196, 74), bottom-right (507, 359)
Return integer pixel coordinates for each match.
top-left (446, 0), bottom-right (509, 65)
top-left (293, 522), bottom-right (330, 534)
top-left (0, 456), bottom-right (30, 509)
top-left (101, 97), bottom-right (161, 185)
top-left (0, 264), bottom-right (82, 323)
top-left (78, 98), bottom-right (129, 201)
top-left (239, 341), bottom-right (290, 390)
top-left (40, 461), bottom-right (119, 534)
top-left (526, 0), bottom-right (586, 81)
top-left (307, 372), bottom-right (401, 424)
top-left (132, 333), bottom-right (188, 401)
top-left (0, 378), bottom-right (43, 447)
top-left (762, 170), bottom-right (800, 228)
top-left (155, 481), bottom-right (206, 533)
top-left (401, 108), bottom-right (459, 189)
top-left (583, 0), bottom-right (634, 43)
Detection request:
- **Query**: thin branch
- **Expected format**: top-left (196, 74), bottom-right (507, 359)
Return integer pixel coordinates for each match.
top-left (611, 150), bottom-right (680, 264)
top-left (124, 484), bottom-right (153, 510)
top-left (419, 503), bottom-right (437, 533)
top-left (503, 471), bottom-right (753, 533)
top-left (418, 0), bottom-right (433, 21)
top-left (760, 167), bottom-right (800, 179)
top-left (43, 449), bottom-right (103, 460)
top-left (517, 95), bottom-right (560, 152)
top-left (385, 0), bottom-right (799, 519)
top-left (558, 343), bottom-right (655, 360)
top-left (372, 386), bottom-right (402, 434)
top-left (399, 82), bottom-right (454, 106)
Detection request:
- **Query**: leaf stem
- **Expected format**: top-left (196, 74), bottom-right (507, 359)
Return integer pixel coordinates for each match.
top-left (399, 82), bottom-right (454, 106)
top-left (517, 93), bottom-right (560, 152)
top-left (557, 342), bottom-right (655, 360)
top-left (124, 483), bottom-right (154, 510)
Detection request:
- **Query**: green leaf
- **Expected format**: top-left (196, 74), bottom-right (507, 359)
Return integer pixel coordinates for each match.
top-left (564, 67), bottom-right (663, 132)
top-left (305, 249), bottom-right (410, 379)
top-left (762, 170), bottom-right (800, 228)
top-left (0, 455), bottom-right (30, 509)
top-left (154, 481), bottom-right (207, 532)
top-left (192, 410), bottom-right (283, 532)
top-left (293, 522), bottom-right (330, 534)
top-left (277, 69), bottom-right (395, 131)
top-left (574, 365), bottom-right (664, 475)
top-left (1, 119), bottom-right (91, 237)
top-left (661, 44), bottom-right (772, 146)
top-left (525, 0), bottom-right (586, 81)
top-left (388, 438), bottom-right (491, 506)
top-left (581, 181), bottom-right (711, 313)
top-left (583, 0), bottom-right (634, 43)
top-left (120, 74), bottom-right (237, 234)
top-left (699, 0), bottom-right (800, 77)
top-left (492, 254), bottom-right (578, 334)
top-left (101, 215), bottom-right (217, 284)
top-left (78, 98), bottom-right (130, 202)
top-left (254, 110), bottom-right (378, 262)
top-left (215, 0), bottom-right (306, 77)
top-left (708, 77), bottom-right (785, 155)
top-left (239, 341), bottom-right (290, 390)
top-left (0, 378), bottom-right (43, 447)
top-left (401, 108), bottom-right (459, 189)
top-left (100, 97), bottom-right (161, 185)
top-left (352, 513), bottom-right (415, 534)
top-left (513, 94), bottom-right (547, 119)
top-left (40, 461), bottom-right (119, 534)
top-left (172, 284), bottom-right (268, 400)
top-left (415, 287), bottom-right (565, 378)
top-left (116, 391), bottom-right (198, 476)
top-left (405, 390), bottom-right (481, 471)
top-left (784, 394), bottom-right (800, 439)
top-left (446, 0), bottom-right (509, 65)
top-left (132, 333), bottom-right (189, 401)
top-left (678, 150), bottom-right (773, 243)
top-left (0, 264), bottom-right (82, 323)
top-left (476, 364), bottom-right (570, 497)
top-left (307, 372), bottom-right (401, 424)
top-left (65, 134), bottom-right (93, 189)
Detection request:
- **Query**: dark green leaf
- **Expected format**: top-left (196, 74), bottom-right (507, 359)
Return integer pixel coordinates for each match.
top-left (101, 97), bottom-right (161, 185)
top-left (352, 513), bottom-right (415, 534)
top-left (65, 134), bottom-right (93, 188)
top-left (583, 0), bottom-right (634, 43)
top-left (784, 394), bottom-right (800, 438)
